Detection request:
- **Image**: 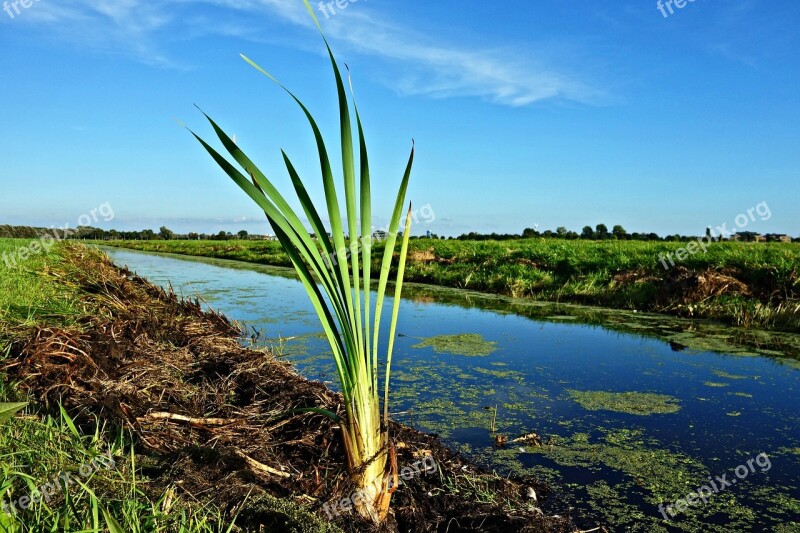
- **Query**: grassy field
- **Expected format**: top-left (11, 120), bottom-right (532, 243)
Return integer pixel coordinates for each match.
top-left (0, 239), bottom-right (81, 326)
top-left (102, 238), bottom-right (800, 332)
top-left (0, 239), bottom-right (246, 531)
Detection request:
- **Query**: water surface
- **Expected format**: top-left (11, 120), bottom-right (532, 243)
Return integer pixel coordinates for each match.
top-left (102, 247), bottom-right (800, 532)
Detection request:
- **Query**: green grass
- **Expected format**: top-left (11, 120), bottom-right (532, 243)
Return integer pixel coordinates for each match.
top-left (0, 406), bottom-right (236, 532)
top-left (100, 238), bottom-right (800, 331)
top-left (0, 239), bottom-right (80, 326)
top-left (0, 241), bottom-right (236, 530)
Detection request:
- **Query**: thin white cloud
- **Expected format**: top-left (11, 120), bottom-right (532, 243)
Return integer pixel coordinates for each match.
top-left (20, 0), bottom-right (176, 66)
top-left (316, 8), bottom-right (598, 105)
top-left (15, 0), bottom-right (599, 105)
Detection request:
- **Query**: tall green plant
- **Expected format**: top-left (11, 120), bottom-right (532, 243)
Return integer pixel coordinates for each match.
top-left (189, 0), bottom-right (414, 523)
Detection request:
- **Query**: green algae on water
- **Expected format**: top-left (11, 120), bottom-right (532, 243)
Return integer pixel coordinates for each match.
top-left (527, 429), bottom-right (756, 531)
top-left (473, 366), bottom-right (524, 380)
top-left (713, 370), bottom-right (749, 380)
top-left (751, 486), bottom-right (800, 519)
top-left (568, 390), bottom-right (681, 415)
top-left (412, 333), bottom-right (498, 357)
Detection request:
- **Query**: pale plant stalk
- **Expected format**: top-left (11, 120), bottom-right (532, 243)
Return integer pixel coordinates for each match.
top-left (189, 0), bottom-right (414, 522)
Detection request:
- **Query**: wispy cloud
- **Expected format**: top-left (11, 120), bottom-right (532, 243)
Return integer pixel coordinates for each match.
top-left (316, 8), bottom-right (597, 106)
top-left (15, 0), bottom-right (599, 105)
top-left (20, 0), bottom-right (176, 66)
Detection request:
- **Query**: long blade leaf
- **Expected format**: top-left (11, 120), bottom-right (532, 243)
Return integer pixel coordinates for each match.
top-left (384, 204), bottom-right (413, 423)
top-left (372, 143), bottom-right (415, 371)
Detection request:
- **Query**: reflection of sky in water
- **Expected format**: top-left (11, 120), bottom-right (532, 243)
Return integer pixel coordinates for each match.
top-left (103, 247), bottom-right (800, 530)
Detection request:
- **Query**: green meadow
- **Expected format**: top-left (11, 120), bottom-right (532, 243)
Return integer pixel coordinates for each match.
top-left (0, 240), bottom-right (247, 531)
top-left (0, 238), bottom-right (79, 326)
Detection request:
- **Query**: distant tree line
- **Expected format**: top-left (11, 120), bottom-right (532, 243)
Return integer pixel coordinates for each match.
top-left (0, 225), bottom-right (261, 241)
top-left (456, 224), bottom-right (800, 243)
top-left (457, 224), bottom-right (665, 241)
top-left (2, 223), bottom-right (797, 243)
top-left (0, 224), bottom-right (108, 240)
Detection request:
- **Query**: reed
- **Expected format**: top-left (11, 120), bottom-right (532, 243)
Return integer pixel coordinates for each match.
top-left (190, 1), bottom-right (414, 522)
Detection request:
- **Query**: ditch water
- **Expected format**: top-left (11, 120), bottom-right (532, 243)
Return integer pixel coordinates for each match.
top-left (102, 247), bottom-right (800, 532)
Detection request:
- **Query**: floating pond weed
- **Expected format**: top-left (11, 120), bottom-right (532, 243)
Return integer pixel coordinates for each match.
top-left (568, 390), bottom-right (681, 416)
top-left (412, 334), bottom-right (497, 357)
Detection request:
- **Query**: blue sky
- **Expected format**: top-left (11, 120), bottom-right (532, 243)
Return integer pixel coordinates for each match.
top-left (1, 0), bottom-right (798, 236)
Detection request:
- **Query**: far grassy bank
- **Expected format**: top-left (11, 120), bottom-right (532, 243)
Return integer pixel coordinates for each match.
top-left (101, 238), bottom-right (800, 332)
